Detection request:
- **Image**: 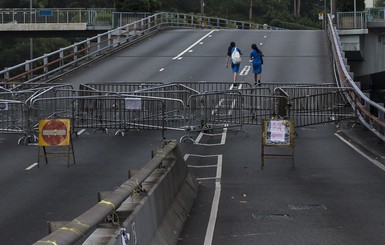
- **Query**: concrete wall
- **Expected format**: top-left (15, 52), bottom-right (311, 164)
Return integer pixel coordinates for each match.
top-left (83, 143), bottom-right (199, 245)
top-left (349, 30), bottom-right (385, 78)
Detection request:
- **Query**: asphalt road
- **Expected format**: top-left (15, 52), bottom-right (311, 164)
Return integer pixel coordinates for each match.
top-left (2, 28), bottom-right (385, 245)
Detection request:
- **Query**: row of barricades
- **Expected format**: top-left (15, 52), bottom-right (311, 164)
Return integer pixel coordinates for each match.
top-left (0, 81), bottom-right (356, 144)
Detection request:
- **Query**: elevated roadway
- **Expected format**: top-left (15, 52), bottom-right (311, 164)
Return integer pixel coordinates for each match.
top-left (2, 28), bottom-right (385, 245)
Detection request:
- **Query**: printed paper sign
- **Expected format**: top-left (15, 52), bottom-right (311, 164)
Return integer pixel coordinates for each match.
top-left (270, 120), bottom-right (285, 142)
top-left (125, 98), bottom-right (141, 110)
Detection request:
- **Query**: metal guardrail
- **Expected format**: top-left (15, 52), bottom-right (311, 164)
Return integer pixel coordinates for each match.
top-left (367, 7), bottom-right (385, 22)
top-left (327, 13), bottom-right (385, 142)
top-left (337, 7), bottom-right (385, 29)
top-left (0, 8), bottom-right (114, 25)
top-left (337, 11), bottom-right (367, 29)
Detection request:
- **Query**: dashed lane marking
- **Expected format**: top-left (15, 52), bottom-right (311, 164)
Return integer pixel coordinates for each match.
top-left (25, 163), bottom-right (38, 170)
top-left (239, 65), bottom-right (251, 76)
top-left (173, 30), bottom-right (217, 60)
top-left (77, 129), bottom-right (86, 135)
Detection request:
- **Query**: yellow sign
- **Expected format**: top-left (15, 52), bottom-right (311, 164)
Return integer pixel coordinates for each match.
top-left (38, 119), bottom-right (70, 146)
top-left (318, 13), bottom-right (324, 20)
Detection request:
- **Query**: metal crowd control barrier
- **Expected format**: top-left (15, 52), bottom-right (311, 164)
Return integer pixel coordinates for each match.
top-left (275, 87), bottom-right (356, 127)
top-left (81, 81), bottom-right (253, 94)
top-left (0, 84), bottom-right (74, 144)
top-left (1, 81), bottom-right (360, 145)
top-left (0, 99), bottom-right (28, 134)
top-left (30, 94), bottom-right (170, 140)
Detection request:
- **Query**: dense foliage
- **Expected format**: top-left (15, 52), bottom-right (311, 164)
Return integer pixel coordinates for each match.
top-left (0, 0), bottom-right (366, 70)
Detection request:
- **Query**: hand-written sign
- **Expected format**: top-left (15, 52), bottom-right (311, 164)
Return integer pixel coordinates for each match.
top-left (263, 119), bottom-right (294, 146)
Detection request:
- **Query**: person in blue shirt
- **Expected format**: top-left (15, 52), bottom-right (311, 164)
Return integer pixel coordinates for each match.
top-left (250, 43), bottom-right (264, 86)
top-left (226, 41), bottom-right (242, 86)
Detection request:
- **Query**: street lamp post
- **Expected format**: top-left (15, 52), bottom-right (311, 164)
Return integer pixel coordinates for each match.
top-left (30, 0), bottom-right (33, 61)
top-left (354, 0), bottom-right (357, 28)
top-left (201, 0), bottom-right (205, 15)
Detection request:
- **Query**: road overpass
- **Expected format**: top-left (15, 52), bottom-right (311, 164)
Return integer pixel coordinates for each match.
top-left (1, 12), bottom-right (385, 245)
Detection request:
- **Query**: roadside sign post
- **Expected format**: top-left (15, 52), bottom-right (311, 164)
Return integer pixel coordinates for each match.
top-left (37, 118), bottom-right (75, 167)
top-left (261, 119), bottom-right (295, 169)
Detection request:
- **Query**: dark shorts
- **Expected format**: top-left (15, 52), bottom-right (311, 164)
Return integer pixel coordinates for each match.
top-left (231, 63), bottom-right (240, 73)
top-left (253, 63), bottom-right (262, 74)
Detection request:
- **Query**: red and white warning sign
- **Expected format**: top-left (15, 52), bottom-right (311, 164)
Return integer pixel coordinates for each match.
top-left (38, 119), bottom-right (70, 146)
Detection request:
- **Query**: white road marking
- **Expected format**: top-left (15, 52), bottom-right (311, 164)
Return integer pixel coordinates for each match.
top-left (77, 129), bottom-right (86, 135)
top-left (25, 163), bottom-right (38, 170)
top-left (159, 68), bottom-right (165, 72)
top-left (188, 50), bottom-right (193, 52)
top-left (335, 133), bottom-right (385, 171)
top-left (184, 154), bottom-right (222, 160)
top-left (204, 154), bottom-right (222, 245)
top-left (197, 177), bottom-right (219, 181)
top-left (194, 128), bottom-right (227, 146)
top-left (239, 66), bottom-right (251, 76)
top-left (188, 164), bottom-right (217, 168)
top-left (172, 30), bottom-right (217, 60)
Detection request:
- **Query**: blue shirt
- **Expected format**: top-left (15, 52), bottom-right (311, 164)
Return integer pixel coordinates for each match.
top-left (250, 49), bottom-right (262, 65)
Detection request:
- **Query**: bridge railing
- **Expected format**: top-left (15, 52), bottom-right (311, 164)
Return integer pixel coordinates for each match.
top-left (327, 13), bottom-right (385, 141)
top-left (337, 11), bottom-right (367, 29)
top-left (367, 7), bottom-right (385, 22)
top-left (0, 8), bottom-right (114, 25)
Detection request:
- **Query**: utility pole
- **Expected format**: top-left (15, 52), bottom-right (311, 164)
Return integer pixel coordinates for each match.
top-left (30, 0), bottom-right (33, 61)
top-left (201, 0), bottom-right (205, 15)
top-left (249, 0), bottom-right (253, 24)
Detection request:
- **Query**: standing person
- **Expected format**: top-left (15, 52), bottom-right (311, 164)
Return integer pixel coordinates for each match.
top-left (250, 43), bottom-right (264, 86)
top-left (226, 42), bottom-right (242, 86)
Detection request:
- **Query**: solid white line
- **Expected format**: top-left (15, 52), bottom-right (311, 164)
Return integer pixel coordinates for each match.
top-left (335, 133), bottom-right (385, 172)
top-left (221, 128), bottom-right (227, 144)
top-left (204, 154), bottom-right (222, 245)
top-left (25, 163), bottom-right (38, 170)
top-left (195, 131), bottom-right (204, 143)
top-left (172, 30), bottom-right (217, 60)
top-left (196, 177), bottom-right (218, 181)
top-left (188, 164), bottom-right (218, 168)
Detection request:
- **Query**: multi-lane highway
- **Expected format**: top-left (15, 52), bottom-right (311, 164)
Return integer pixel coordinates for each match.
top-left (2, 28), bottom-right (385, 245)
